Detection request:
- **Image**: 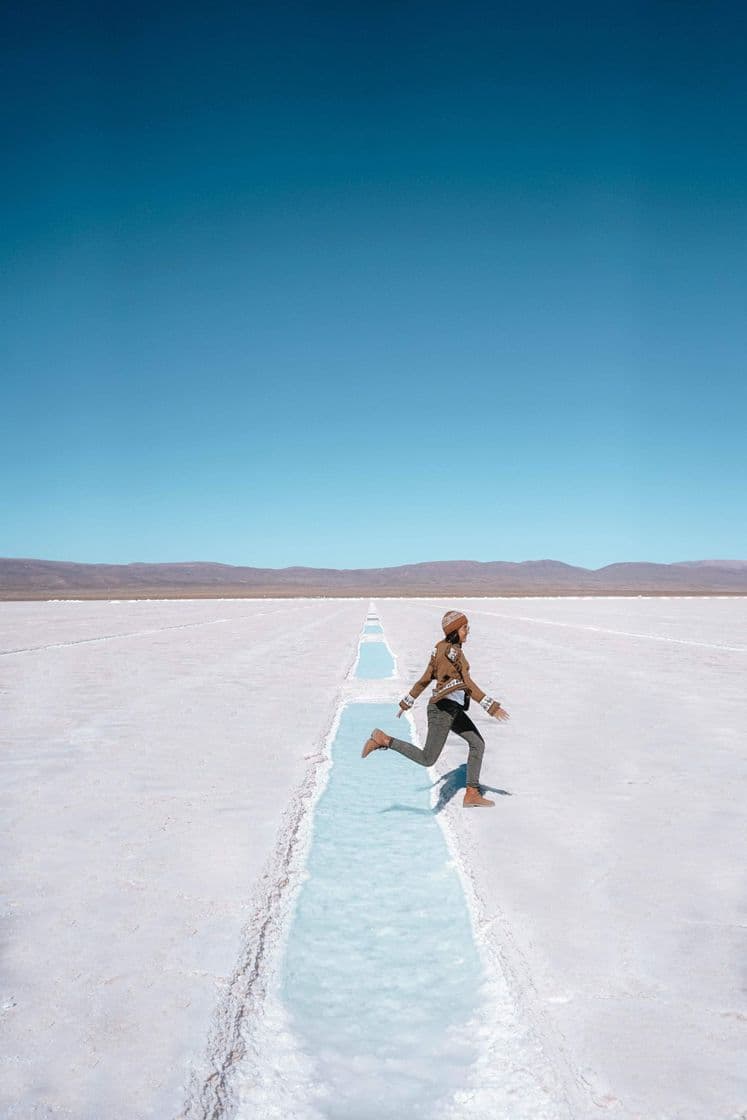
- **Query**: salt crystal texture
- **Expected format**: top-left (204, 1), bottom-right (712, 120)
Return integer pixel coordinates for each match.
top-left (1, 595), bottom-right (745, 1120)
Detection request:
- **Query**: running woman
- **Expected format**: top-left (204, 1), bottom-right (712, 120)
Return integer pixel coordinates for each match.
top-left (362, 610), bottom-right (509, 807)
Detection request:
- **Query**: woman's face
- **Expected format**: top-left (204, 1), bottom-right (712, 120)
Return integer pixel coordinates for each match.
top-left (457, 622), bottom-right (469, 643)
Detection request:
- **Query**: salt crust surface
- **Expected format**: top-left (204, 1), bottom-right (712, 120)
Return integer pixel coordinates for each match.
top-left (377, 596), bottom-right (747, 1120)
top-left (0, 598), bottom-right (363, 1119)
top-left (2, 596), bottom-right (746, 1119)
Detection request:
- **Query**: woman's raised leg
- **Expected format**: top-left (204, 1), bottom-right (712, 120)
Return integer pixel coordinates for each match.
top-left (380, 703), bottom-right (453, 768)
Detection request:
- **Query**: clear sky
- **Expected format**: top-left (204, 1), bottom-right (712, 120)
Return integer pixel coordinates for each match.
top-left (2, 1), bottom-right (746, 569)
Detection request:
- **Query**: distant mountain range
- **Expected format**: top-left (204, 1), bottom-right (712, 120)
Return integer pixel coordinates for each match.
top-left (1, 557), bottom-right (746, 598)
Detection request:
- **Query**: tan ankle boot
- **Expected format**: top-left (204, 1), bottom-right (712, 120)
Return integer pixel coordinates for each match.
top-left (361, 728), bottom-right (392, 758)
top-left (463, 786), bottom-right (495, 808)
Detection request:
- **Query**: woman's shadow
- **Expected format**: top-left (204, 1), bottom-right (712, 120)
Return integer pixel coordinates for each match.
top-left (381, 764), bottom-right (511, 816)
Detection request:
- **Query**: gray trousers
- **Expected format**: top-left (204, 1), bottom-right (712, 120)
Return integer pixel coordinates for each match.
top-left (388, 699), bottom-right (486, 788)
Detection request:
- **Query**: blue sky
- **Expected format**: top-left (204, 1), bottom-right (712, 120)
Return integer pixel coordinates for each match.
top-left (2, 1), bottom-right (745, 569)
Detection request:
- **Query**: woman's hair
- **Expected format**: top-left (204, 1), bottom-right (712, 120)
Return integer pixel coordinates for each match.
top-left (445, 630), bottom-right (461, 644)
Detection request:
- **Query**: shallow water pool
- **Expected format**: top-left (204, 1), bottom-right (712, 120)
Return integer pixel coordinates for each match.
top-left (280, 701), bottom-right (485, 1119)
top-left (355, 640), bottom-right (394, 678)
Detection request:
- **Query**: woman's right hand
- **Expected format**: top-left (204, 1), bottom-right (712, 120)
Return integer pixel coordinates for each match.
top-left (489, 702), bottom-right (510, 721)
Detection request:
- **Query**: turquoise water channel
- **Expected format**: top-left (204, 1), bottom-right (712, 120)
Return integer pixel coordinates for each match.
top-left (355, 640), bottom-right (395, 679)
top-left (279, 631), bottom-right (486, 1119)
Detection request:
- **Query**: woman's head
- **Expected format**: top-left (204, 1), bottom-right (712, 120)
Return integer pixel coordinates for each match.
top-left (442, 610), bottom-right (469, 644)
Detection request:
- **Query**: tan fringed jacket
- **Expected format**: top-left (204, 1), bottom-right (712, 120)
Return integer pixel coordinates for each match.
top-left (399, 639), bottom-right (500, 713)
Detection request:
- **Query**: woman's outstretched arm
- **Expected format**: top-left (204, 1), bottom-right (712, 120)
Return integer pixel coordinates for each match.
top-left (462, 663), bottom-right (510, 721)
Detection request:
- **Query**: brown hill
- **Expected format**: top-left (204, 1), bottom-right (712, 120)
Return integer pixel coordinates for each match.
top-left (1, 557), bottom-right (746, 599)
